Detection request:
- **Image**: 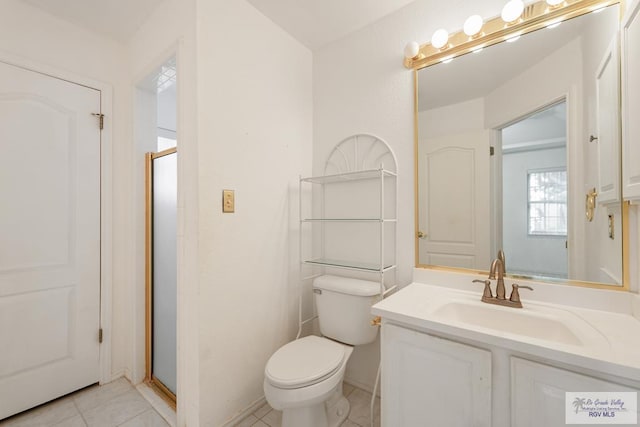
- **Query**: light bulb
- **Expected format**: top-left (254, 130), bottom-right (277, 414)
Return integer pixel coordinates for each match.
top-left (431, 29), bottom-right (449, 49)
top-left (501, 0), bottom-right (525, 23)
top-left (464, 15), bottom-right (484, 37)
top-left (546, 0), bottom-right (563, 5)
top-left (404, 41), bottom-right (420, 59)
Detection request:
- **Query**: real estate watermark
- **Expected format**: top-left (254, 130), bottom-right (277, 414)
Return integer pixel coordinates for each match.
top-left (566, 392), bottom-right (637, 424)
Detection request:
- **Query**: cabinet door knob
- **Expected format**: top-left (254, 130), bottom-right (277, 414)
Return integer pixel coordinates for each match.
top-left (417, 231), bottom-right (427, 239)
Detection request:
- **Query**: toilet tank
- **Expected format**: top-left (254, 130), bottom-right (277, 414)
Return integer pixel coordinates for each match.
top-left (313, 275), bottom-right (382, 346)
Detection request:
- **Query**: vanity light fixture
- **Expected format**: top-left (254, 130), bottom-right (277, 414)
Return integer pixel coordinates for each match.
top-left (441, 55), bottom-right (455, 64)
top-left (431, 28), bottom-right (449, 49)
top-left (506, 32), bottom-right (522, 42)
top-left (501, 0), bottom-right (525, 23)
top-left (403, 0), bottom-right (620, 70)
top-left (464, 15), bottom-right (484, 37)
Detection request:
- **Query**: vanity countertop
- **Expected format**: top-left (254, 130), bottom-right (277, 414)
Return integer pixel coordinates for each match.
top-left (373, 276), bottom-right (640, 382)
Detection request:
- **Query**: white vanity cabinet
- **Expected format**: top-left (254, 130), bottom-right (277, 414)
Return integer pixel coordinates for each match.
top-left (511, 358), bottom-right (639, 427)
top-left (380, 321), bottom-right (640, 427)
top-left (622, 0), bottom-right (640, 200)
top-left (381, 323), bottom-right (492, 427)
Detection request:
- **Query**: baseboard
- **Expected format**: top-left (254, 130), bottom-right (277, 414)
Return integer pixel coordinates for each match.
top-left (102, 369), bottom-right (125, 385)
top-left (344, 377), bottom-right (381, 397)
top-left (221, 396), bottom-right (267, 427)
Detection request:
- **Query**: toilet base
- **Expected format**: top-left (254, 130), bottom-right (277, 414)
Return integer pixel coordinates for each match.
top-left (281, 388), bottom-right (350, 427)
top-left (326, 394), bottom-right (350, 427)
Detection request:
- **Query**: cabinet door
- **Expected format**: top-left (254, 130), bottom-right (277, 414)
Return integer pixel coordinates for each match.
top-left (622, 0), bottom-right (640, 200)
top-left (596, 35), bottom-right (621, 205)
top-left (511, 358), bottom-right (639, 427)
top-left (381, 324), bottom-right (492, 427)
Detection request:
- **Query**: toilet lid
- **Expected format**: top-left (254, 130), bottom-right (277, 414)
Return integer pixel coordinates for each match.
top-left (265, 336), bottom-right (346, 389)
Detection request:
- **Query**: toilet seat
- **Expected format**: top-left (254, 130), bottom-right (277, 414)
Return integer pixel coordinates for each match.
top-left (265, 336), bottom-right (347, 389)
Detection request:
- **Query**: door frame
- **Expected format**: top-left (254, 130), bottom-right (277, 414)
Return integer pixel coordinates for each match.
top-left (0, 51), bottom-right (114, 385)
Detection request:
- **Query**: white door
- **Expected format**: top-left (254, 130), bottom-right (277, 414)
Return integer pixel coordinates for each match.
top-left (0, 61), bottom-right (101, 419)
top-left (418, 130), bottom-right (491, 269)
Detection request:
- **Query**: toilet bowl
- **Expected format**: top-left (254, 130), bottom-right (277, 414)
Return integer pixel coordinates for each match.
top-left (264, 275), bottom-right (381, 427)
top-left (264, 335), bottom-right (354, 427)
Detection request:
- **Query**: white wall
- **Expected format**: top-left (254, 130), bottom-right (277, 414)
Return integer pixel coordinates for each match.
top-left (0, 0), bottom-right (130, 383)
top-left (158, 86), bottom-right (177, 134)
top-left (418, 98), bottom-right (485, 140)
top-left (195, 1), bottom-right (312, 425)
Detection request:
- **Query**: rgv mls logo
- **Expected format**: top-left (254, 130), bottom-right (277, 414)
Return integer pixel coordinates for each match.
top-left (566, 392), bottom-right (637, 424)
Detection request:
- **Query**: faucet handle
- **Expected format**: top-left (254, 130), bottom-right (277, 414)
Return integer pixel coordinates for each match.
top-left (509, 283), bottom-right (533, 304)
top-left (472, 279), bottom-right (493, 299)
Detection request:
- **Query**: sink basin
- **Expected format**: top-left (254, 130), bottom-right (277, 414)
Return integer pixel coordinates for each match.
top-left (432, 300), bottom-right (601, 348)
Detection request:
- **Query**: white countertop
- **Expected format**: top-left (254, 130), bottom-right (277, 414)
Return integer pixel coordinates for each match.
top-left (373, 270), bottom-right (640, 382)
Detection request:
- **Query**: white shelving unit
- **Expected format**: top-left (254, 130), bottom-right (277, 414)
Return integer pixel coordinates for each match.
top-left (299, 135), bottom-right (398, 303)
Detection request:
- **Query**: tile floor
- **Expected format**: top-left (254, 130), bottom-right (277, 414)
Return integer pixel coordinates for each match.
top-left (235, 382), bottom-right (381, 427)
top-left (0, 378), bottom-right (170, 427)
top-left (0, 379), bottom-right (378, 427)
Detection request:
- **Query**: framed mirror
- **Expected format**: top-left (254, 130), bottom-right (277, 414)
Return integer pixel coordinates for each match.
top-left (413, 1), bottom-right (628, 287)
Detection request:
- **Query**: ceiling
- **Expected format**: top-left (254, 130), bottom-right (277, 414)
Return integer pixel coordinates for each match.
top-left (22, 0), bottom-right (416, 49)
top-left (245, 0), bottom-right (417, 50)
top-left (22, 0), bottom-right (165, 43)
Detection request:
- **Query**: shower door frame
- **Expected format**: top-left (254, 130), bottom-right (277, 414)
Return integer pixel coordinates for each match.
top-left (145, 147), bottom-right (178, 407)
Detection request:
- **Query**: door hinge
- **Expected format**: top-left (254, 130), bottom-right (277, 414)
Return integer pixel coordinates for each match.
top-left (92, 113), bottom-right (104, 130)
top-left (99, 328), bottom-right (103, 343)
top-left (490, 146), bottom-right (495, 156)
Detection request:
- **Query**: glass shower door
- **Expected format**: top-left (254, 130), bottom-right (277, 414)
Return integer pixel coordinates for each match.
top-left (146, 148), bottom-right (177, 399)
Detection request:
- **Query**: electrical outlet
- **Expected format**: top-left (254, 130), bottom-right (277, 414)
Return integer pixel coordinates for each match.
top-left (223, 190), bottom-right (235, 213)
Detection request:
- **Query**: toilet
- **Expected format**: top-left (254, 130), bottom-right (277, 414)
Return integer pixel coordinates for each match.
top-left (264, 275), bottom-right (381, 427)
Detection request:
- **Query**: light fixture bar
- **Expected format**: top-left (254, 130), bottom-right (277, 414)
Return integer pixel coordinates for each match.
top-left (404, 0), bottom-right (620, 70)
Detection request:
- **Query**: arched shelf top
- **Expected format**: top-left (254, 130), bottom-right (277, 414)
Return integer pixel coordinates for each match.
top-left (324, 134), bottom-right (397, 176)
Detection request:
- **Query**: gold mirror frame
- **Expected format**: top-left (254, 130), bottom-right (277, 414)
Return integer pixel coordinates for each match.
top-left (410, 0), bottom-right (630, 290)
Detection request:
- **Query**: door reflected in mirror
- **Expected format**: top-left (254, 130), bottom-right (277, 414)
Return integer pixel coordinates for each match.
top-left (416, 4), bottom-right (623, 286)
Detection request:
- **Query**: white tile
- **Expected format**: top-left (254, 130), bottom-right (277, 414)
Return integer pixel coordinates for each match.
top-left (346, 388), bottom-right (380, 427)
top-left (53, 414), bottom-right (87, 427)
top-left (260, 409), bottom-right (282, 427)
top-left (81, 389), bottom-right (150, 427)
top-left (251, 403), bottom-right (271, 420)
top-left (233, 415), bottom-right (258, 427)
top-left (118, 410), bottom-right (169, 427)
top-left (73, 378), bottom-right (133, 413)
top-left (0, 396), bottom-right (79, 427)
top-left (343, 382), bottom-right (356, 397)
